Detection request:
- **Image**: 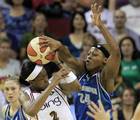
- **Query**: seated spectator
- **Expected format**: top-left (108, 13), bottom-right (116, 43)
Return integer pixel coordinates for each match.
top-left (80, 33), bottom-right (98, 61)
top-left (121, 0), bottom-right (140, 35)
top-left (60, 11), bottom-right (87, 58)
top-left (113, 9), bottom-right (131, 43)
top-left (20, 12), bottom-right (51, 61)
top-left (85, 0), bottom-right (114, 44)
top-left (2, 0), bottom-right (34, 50)
top-left (114, 88), bottom-right (136, 120)
top-left (119, 37), bottom-right (140, 89)
top-left (0, 37), bottom-right (21, 78)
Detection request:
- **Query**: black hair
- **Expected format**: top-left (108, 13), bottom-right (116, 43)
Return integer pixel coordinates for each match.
top-left (70, 11), bottom-right (87, 33)
top-left (19, 59), bottom-right (60, 86)
top-left (95, 44), bottom-right (110, 58)
top-left (5, 0), bottom-right (32, 8)
top-left (119, 36), bottom-right (140, 60)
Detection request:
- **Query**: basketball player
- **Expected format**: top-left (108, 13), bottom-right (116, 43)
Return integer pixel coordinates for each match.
top-left (39, 0), bottom-right (121, 120)
top-left (2, 76), bottom-right (28, 120)
top-left (19, 60), bottom-right (81, 120)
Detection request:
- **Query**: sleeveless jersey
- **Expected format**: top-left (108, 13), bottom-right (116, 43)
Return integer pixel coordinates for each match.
top-left (4, 104), bottom-right (27, 120)
top-left (74, 72), bottom-right (112, 120)
top-left (24, 86), bottom-right (74, 120)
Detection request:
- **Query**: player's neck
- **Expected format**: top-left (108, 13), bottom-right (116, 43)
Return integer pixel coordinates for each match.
top-left (30, 86), bottom-right (44, 93)
top-left (88, 69), bottom-right (100, 76)
top-left (10, 100), bottom-right (21, 113)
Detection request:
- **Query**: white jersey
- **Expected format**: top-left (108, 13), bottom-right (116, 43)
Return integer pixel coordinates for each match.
top-left (24, 87), bottom-right (74, 120)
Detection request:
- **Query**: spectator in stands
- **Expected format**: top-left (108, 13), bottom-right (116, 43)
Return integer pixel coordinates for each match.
top-left (2, 0), bottom-right (34, 50)
top-left (119, 37), bottom-right (140, 89)
top-left (60, 11), bottom-right (87, 58)
top-left (0, 37), bottom-right (21, 78)
top-left (121, 0), bottom-right (140, 36)
top-left (113, 9), bottom-right (130, 43)
top-left (114, 88), bottom-right (136, 120)
top-left (85, 0), bottom-right (114, 44)
top-left (80, 33), bottom-right (98, 61)
top-left (20, 12), bottom-right (50, 61)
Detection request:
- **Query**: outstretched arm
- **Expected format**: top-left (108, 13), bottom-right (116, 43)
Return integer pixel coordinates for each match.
top-left (20, 68), bottom-right (69, 117)
top-left (39, 36), bottom-right (85, 76)
top-left (91, 0), bottom-right (121, 92)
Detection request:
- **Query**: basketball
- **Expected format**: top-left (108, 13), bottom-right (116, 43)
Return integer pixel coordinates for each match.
top-left (27, 37), bottom-right (56, 65)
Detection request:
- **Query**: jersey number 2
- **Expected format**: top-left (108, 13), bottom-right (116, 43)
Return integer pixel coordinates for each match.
top-left (50, 111), bottom-right (59, 120)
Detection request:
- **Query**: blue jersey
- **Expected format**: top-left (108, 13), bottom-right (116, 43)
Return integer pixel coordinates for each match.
top-left (74, 72), bottom-right (112, 120)
top-left (5, 105), bottom-right (27, 120)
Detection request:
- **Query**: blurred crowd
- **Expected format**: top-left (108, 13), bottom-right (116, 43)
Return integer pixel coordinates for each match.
top-left (0, 0), bottom-right (140, 120)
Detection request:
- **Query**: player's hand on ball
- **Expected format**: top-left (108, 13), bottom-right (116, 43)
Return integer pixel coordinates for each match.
top-left (87, 100), bottom-right (110, 120)
top-left (91, 0), bottom-right (103, 26)
top-left (52, 67), bottom-right (70, 85)
top-left (39, 36), bottom-right (62, 53)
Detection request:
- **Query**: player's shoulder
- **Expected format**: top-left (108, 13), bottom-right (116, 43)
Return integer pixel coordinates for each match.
top-left (2, 104), bottom-right (9, 118)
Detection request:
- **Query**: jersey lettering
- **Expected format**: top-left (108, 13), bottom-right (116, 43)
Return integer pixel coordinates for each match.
top-left (50, 111), bottom-right (59, 120)
top-left (41, 96), bottom-right (61, 110)
top-left (78, 93), bottom-right (91, 104)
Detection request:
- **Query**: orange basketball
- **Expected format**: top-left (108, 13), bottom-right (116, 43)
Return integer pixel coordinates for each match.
top-left (27, 37), bottom-right (56, 65)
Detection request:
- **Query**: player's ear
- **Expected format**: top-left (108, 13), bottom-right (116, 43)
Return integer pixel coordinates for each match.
top-left (103, 57), bottom-right (108, 65)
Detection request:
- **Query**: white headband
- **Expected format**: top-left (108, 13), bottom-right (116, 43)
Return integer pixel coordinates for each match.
top-left (25, 65), bottom-right (43, 82)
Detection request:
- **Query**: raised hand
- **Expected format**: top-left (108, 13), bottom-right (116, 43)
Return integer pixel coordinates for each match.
top-left (51, 67), bottom-right (70, 86)
top-left (87, 100), bottom-right (110, 120)
top-left (39, 35), bottom-right (62, 53)
top-left (91, 0), bottom-right (104, 26)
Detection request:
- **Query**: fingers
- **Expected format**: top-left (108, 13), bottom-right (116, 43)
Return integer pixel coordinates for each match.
top-left (59, 68), bottom-right (69, 77)
top-left (86, 111), bottom-right (95, 119)
top-left (91, 0), bottom-right (103, 13)
top-left (98, 100), bottom-right (104, 111)
top-left (88, 104), bottom-right (97, 114)
top-left (90, 101), bottom-right (100, 112)
top-left (98, 5), bottom-right (103, 13)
